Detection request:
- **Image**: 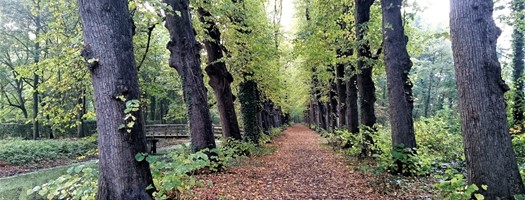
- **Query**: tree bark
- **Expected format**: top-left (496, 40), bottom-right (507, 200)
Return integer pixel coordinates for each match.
top-left (330, 78), bottom-right (338, 130)
top-left (78, 0), bottom-right (154, 199)
top-left (381, 0), bottom-right (417, 174)
top-left (197, 5), bottom-right (242, 140)
top-left (450, 0), bottom-right (525, 198)
top-left (355, 0), bottom-right (377, 156)
top-left (346, 64), bottom-right (359, 134)
top-left (336, 63), bottom-right (347, 128)
top-left (164, 0), bottom-right (216, 152)
top-left (512, 0), bottom-right (525, 126)
top-left (239, 79), bottom-right (260, 143)
top-left (32, 4), bottom-right (41, 139)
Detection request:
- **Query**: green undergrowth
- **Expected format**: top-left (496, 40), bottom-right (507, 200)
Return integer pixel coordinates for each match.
top-left (320, 111), bottom-right (493, 199)
top-left (28, 126), bottom-right (286, 200)
top-left (0, 136), bottom-right (97, 165)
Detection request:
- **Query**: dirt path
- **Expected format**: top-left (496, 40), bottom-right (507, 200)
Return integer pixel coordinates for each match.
top-left (190, 124), bottom-right (393, 199)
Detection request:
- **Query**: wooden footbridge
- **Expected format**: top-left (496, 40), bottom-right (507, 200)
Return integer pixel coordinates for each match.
top-left (144, 124), bottom-right (224, 153)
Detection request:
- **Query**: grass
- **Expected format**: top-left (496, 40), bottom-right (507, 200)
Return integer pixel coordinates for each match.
top-left (0, 160), bottom-right (97, 200)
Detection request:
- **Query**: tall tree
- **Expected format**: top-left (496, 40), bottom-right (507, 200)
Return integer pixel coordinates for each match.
top-left (355, 0), bottom-right (377, 156)
top-left (197, 3), bottom-right (242, 140)
top-left (512, 0), bottom-right (525, 126)
top-left (239, 78), bottom-right (260, 143)
top-left (164, 0), bottom-right (216, 152)
top-left (381, 0), bottom-right (416, 174)
top-left (78, 0), bottom-right (154, 198)
top-left (450, 0), bottom-right (525, 198)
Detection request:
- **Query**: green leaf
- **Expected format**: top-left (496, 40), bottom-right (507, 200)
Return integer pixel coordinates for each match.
top-left (127, 121), bottom-right (135, 128)
top-left (135, 153), bottom-right (146, 161)
top-left (118, 124), bottom-right (126, 130)
top-left (474, 194), bottom-right (484, 200)
top-left (481, 185), bottom-right (488, 190)
top-left (146, 155), bottom-right (157, 163)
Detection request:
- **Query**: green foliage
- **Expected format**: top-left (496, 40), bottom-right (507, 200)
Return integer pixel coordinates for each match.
top-left (0, 121), bottom-right (97, 139)
top-left (116, 97), bottom-right (140, 133)
top-left (0, 138), bottom-right (96, 165)
top-left (27, 164), bottom-right (98, 200)
top-left (513, 133), bottom-right (525, 164)
top-left (414, 111), bottom-right (464, 164)
top-left (433, 169), bottom-right (486, 200)
top-left (29, 139), bottom-right (260, 199)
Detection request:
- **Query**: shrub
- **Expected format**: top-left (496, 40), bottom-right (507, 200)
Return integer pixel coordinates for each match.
top-left (27, 164), bottom-right (98, 200)
top-left (433, 169), bottom-right (486, 200)
top-left (0, 138), bottom-right (96, 165)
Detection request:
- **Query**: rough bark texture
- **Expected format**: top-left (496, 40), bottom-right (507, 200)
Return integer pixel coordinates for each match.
top-left (381, 0), bottom-right (417, 173)
top-left (512, 0), bottom-right (525, 126)
top-left (239, 79), bottom-right (260, 143)
top-left (355, 0), bottom-right (376, 156)
top-left (78, 0), bottom-right (154, 199)
top-left (450, 0), bottom-right (525, 198)
top-left (164, 0), bottom-right (216, 152)
top-left (197, 5), bottom-right (242, 140)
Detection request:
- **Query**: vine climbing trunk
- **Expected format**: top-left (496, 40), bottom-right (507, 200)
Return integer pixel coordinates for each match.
top-left (197, 5), bottom-right (242, 140)
top-left (450, 0), bottom-right (525, 198)
top-left (381, 0), bottom-right (417, 174)
top-left (164, 0), bottom-right (216, 152)
top-left (78, 0), bottom-right (155, 198)
top-left (239, 79), bottom-right (260, 143)
top-left (355, 0), bottom-right (377, 156)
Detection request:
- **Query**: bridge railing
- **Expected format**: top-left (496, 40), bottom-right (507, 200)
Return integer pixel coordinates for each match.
top-left (144, 124), bottom-right (223, 139)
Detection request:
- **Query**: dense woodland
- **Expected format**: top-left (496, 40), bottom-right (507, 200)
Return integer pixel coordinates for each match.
top-left (1, 0), bottom-right (525, 199)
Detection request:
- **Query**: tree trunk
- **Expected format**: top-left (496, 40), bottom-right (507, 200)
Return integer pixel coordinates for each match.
top-left (336, 63), bottom-right (347, 128)
top-left (197, 5), bottom-right (242, 140)
top-left (330, 79), bottom-right (338, 130)
top-left (346, 64), bottom-right (359, 134)
top-left (355, 0), bottom-right (377, 156)
top-left (423, 72), bottom-right (433, 118)
top-left (32, 74), bottom-right (39, 139)
top-left (512, 0), bottom-right (525, 126)
top-left (31, 0), bottom-right (42, 140)
top-left (381, 0), bottom-right (417, 174)
top-left (78, 0), bottom-right (154, 198)
top-left (239, 79), bottom-right (260, 143)
top-left (450, 0), bottom-right (525, 198)
top-left (164, 0), bottom-right (216, 152)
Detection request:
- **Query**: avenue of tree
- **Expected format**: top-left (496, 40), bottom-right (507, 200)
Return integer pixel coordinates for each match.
top-left (1, 0), bottom-right (525, 199)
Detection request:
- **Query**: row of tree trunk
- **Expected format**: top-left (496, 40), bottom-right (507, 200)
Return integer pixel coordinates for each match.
top-left (78, 0), bottom-right (287, 198)
top-left (306, 0), bottom-right (525, 198)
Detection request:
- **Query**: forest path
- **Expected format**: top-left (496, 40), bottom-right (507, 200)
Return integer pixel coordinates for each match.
top-left (190, 124), bottom-right (392, 199)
